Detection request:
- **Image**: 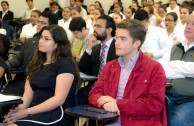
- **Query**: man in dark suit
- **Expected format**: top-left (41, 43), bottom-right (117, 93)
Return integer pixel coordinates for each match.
top-left (0, 1), bottom-right (14, 21)
top-left (78, 15), bottom-right (118, 105)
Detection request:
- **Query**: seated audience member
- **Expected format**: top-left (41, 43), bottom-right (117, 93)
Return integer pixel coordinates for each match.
top-left (167, 0), bottom-right (180, 15)
top-left (147, 0), bottom-right (154, 6)
top-left (124, 7), bottom-right (135, 19)
top-left (2, 12), bottom-right (58, 96)
top-left (58, 7), bottom-right (72, 40)
top-left (70, 0), bottom-right (76, 8)
top-left (109, 2), bottom-right (126, 19)
top-left (84, 4), bottom-right (96, 27)
top-left (69, 17), bottom-right (91, 62)
top-left (165, 12), bottom-right (185, 44)
top-left (20, 10), bottom-right (41, 44)
top-left (158, 14), bottom-right (194, 126)
top-left (141, 0), bottom-right (147, 8)
top-left (0, 1), bottom-right (14, 21)
top-left (78, 15), bottom-right (118, 105)
top-left (93, 8), bottom-right (105, 21)
top-left (75, 0), bottom-right (87, 18)
top-left (0, 56), bottom-right (6, 78)
top-left (50, 1), bottom-right (63, 20)
top-left (112, 13), bottom-right (123, 24)
top-left (144, 5), bottom-right (157, 26)
top-left (134, 9), bottom-right (171, 60)
top-left (89, 19), bottom-right (167, 126)
top-left (108, 0), bottom-right (123, 14)
top-left (176, 5), bottom-right (192, 31)
top-left (71, 7), bottom-right (94, 35)
top-left (131, 1), bottom-right (140, 12)
top-left (19, 0), bottom-right (36, 21)
top-left (153, 1), bottom-right (162, 14)
top-left (156, 4), bottom-right (167, 28)
top-left (43, 0), bottom-right (54, 13)
top-left (3, 25), bottom-right (79, 126)
top-left (94, 1), bottom-right (103, 9)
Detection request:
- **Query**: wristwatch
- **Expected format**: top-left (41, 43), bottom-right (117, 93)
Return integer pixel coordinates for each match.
top-left (27, 108), bottom-right (32, 116)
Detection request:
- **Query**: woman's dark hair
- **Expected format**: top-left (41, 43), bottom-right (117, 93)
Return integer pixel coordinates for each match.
top-left (32, 10), bottom-right (41, 17)
top-left (181, 5), bottom-right (193, 14)
top-left (159, 4), bottom-right (167, 12)
top-left (1, 1), bottom-right (9, 6)
top-left (95, 8), bottom-right (105, 16)
top-left (94, 1), bottom-right (102, 8)
top-left (166, 12), bottom-right (178, 21)
top-left (27, 25), bottom-right (80, 84)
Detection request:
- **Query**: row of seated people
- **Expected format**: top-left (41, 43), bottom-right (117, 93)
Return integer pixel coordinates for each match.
top-left (0, 8), bottom-right (194, 126)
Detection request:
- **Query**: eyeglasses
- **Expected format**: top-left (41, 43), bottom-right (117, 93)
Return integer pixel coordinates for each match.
top-left (36, 20), bottom-right (48, 25)
top-left (164, 19), bottom-right (175, 22)
top-left (40, 36), bottom-right (54, 41)
top-left (94, 24), bottom-right (106, 28)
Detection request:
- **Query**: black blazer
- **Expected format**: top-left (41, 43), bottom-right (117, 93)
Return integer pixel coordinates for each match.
top-left (0, 10), bottom-right (14, 20)
top-left (79, 38), bottom-right (118, 76)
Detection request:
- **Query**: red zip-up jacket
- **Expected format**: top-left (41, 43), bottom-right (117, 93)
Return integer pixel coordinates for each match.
top-left (89, 51), bottom-right (167, 126)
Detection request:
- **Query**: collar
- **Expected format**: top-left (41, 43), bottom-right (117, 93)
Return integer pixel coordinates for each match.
top-left (3, 10), bottom-right (8, 13)
top-left (101, 37), bottom-right (113, 49)
top-left (181, 39), bottom-right (194, 52)
top-left (118, 51), bottom-right (140, 68)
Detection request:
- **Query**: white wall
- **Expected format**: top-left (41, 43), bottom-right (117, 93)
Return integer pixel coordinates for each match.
top-left (0, 0), bottom-right (185, 18)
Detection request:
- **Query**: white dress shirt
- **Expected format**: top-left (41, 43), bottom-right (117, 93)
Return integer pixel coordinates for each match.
top-left (81, 7), bottom-right (87, 18)
top-left (19, 7), bottom-right (36, 19)
top-left (2, 10), bottom-right (8, 19)
top-left (167, 5), bottom-right (180, 16)
top-left (20, 23), bottom-right (37, 38)
top-left (149, 15), bottom-right (156, 26)
top-left (158, 40), bottom-right (194, 79)
top-left (141, 26), bottom-right (171, 60)
top-left (58, 18), bottom-right (72, 40)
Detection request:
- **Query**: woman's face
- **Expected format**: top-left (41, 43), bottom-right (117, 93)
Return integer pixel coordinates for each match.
top-left (180, 8), bottom-right (190, 23)
top-left (165, 15), bottom-right (177, 30)
top-left (30, 12), bottom-right (40, 26)
top-left (114, 4), bottom-right (122, 13)
top-left (39, 30), bottom-right (58, 55)
top-left (131, 3), bottom-right (138, 11)
top-left (125, 8), bottom-right (133, 19)
top-left (95, 2), bottom-right (100, 8)
top-left (112, 14), bottom-right (122, 24)
top-left (94, 9), bottom-right (101, 21)
top-left (62, 8), bottom-right (71, 20)
top-left (170, 1), bottom-right (177, 10)
top-left (158, 8), bottom-right (166, 18)
top-left (89, 6), bottom-right (95, 15)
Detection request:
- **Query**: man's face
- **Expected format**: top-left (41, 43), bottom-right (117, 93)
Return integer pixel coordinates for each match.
top-left (50, 5), bottom-right (58, 12)
top-left (147, 0), bottom-right (154, 6)
top-left (71, 9), bottom-right (81, 18)
top-left (93, 19), bottom-right (108, 42)
top-left (62, 8), bottom-right (71, 20)
top-left (115, 28), bottom-right (139, 57)
top-left (26, 0), bottom-right (33, 7)
top-left (70, 0), bottom-right (75, 7)
top-left (184, 14), bottom-right (194, 41)
top-left (71, 30), bottom-right (84, 40)
top-left (125, 8), bottom-right (133, 19)
top-left (1, 2), bottom-right (9, 11)
top-left (36, 16), bottom-right (49, 33)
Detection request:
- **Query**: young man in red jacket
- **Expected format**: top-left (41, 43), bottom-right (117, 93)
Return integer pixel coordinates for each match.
top-left (88, 19), bottom-right (167, 126)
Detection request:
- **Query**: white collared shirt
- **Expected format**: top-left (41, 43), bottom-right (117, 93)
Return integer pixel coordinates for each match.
top-left (158, 40), bottom-right (194, 79)
top-left (58, 18), bottom-right (72, 40)
top-left (19, 7), bottom-right (36, 19)
top-left (20, 23), bottom-right (37, 38)
top-left (141, 26), bottom-right (171, 60)
top-left (149, 15), bottom-right (156, 26)
top-left (2, 9), bottom-right (8, 19)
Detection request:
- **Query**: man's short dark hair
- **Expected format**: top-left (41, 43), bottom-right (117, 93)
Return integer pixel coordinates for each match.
top-left (1, 1), bottom-right (9, 6)
top-left (50, 1), bottom-right (59, 7)
top-left (26, 0), bottom-right (33, 2)
top-left (117, 19), bottom-right (146, 50)
top-left (134, 9), bottom-right (149, 21)
top-left (76, 0), bottom-right (84, 3)
top-left (98, 15), bottom-right (116, 37)
top-left (41, 12), bottom-right (58, 25)
top-left (69, 17), bottom-right (86, 32)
